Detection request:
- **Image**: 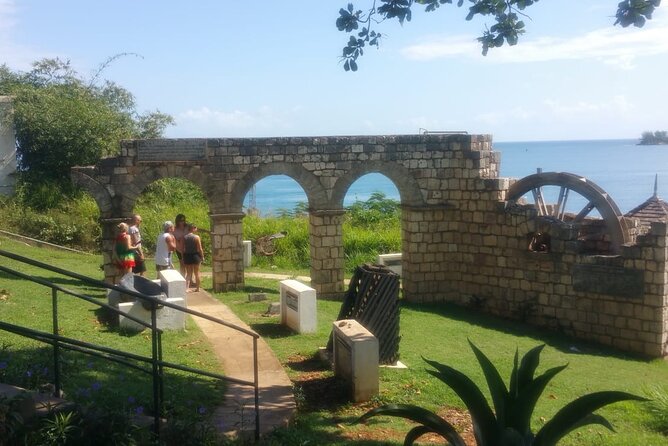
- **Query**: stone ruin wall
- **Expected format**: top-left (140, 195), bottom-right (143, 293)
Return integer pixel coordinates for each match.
top-left (401, 156), bottom-right (668, 358)
top-left (72, 134), bottom-right (668, 357)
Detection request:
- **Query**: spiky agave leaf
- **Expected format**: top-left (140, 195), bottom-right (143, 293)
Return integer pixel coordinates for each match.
top-left (404, 425), bottom-right (440, 446)
top-left (533, 391), bottom-right (648, 446)
top-left (510, 364), bottom-right (568, 436)
top-left (356, 404), bottom-right (466, 446)
top-left (423, 357), bottom-right (498, 445)
top-left (514, 345), bottom-right (546, 395)
top-left (468, 340), bottom-right (509, 424)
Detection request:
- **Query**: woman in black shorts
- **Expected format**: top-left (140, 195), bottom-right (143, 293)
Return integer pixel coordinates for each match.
top-left (183, 223), bottom-right (204, 292)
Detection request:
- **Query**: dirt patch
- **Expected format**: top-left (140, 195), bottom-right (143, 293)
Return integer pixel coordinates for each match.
top-left (285, 354), bottom-right (476, 445)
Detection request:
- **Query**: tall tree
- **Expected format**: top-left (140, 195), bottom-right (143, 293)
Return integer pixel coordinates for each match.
top-left (337, 0), bottom-right (662, 71)
top-left (0, 58), bottom-right (174, 207)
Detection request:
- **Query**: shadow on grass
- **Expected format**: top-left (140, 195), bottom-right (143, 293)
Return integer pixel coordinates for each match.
top-left (400, 300), bottom-right (649, 361)
top-left (247, 321), bottom-right (295, 339)
top-left (0, 344), bottom-right (226, 419)
top-left (243, 284), bottom-right (280, 295)
top-left (90, 306), bottom-right (162, 338)
top-left (0, 271), bottom-right (106, 298)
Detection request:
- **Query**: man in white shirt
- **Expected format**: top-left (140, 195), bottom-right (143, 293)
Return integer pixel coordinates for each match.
top-left (155, 221), bottom-right (176, 277)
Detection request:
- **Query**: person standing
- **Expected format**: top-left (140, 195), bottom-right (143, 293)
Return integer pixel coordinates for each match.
top-left (113, 222), bottom-right (138, 283)
top-left (155, 221), bottom-right (176, 277)
top-left (183, 223), bottom-right (204, 292)
top-left (173, 214), bottom-right (187, 277)
top-left (128, 214), bottom-right (146, 276)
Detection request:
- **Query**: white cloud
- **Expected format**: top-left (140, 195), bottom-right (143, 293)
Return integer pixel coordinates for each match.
top-left (400, 14), bottom-right (668, 68)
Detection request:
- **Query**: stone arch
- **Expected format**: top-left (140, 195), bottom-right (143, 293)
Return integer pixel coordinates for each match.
top-left (330, 161), bottom-right (425, 208)
top-left (229, 162), bottom-right (329, 211)
top-left (117, 165), bottom-right (215, 215)
top-left (70, 169), bottom-right (114, 218)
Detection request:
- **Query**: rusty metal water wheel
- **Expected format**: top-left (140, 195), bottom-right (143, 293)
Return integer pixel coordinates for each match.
top-left (506, 172), bottom-right (631, 253)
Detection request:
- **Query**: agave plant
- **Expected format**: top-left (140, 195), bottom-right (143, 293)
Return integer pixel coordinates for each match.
top-left (357, 341), bottom-right (645, 445)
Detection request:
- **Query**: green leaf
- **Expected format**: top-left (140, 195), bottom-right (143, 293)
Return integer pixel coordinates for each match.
top-left (424, 357), bottom-right (498, 445)
top-left (534, 391), bottom-right (648, 446)
top-left (404, 425), bottom-right (435, 445)
top-left (517, 344), bottom-right (545, 393)
top-left (468, 340), bottom-right (508, 424)
top-left (512, 364), bottom-right (568, 435)
top-left (356, 404), bottom-right (467, 446)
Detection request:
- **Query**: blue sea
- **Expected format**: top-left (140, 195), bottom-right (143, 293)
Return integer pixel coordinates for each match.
top-left (247, 139), bottom-right (668, 216)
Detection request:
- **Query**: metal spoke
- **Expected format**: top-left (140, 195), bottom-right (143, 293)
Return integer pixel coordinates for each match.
top-left (554, 186), bottom-right (567, 218)
top-left (532, 187), bottom-right (548, 216)
top-left (574, 202), bottom-right (595, 222)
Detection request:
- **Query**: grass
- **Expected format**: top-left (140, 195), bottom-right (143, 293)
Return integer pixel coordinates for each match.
top-left (0, 237), bottom-right (225, 421)
top-left (214, 282), bottom-right (668, 446)
top-left (2, 236), bottom-right (668, 445)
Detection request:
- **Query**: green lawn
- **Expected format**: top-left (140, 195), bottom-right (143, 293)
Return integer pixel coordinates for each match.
top-left (2, 236), bottom-right (668, 445)
top-left (215, 279), bottom-right (668, 446)
top-left (0, 237), bottom-right (224, 421)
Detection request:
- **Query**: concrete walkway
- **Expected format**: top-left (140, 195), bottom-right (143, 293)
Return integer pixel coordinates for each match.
top-left (186, 289), bottom-right (296, 439)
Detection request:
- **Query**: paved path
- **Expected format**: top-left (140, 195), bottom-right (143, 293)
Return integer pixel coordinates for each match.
top-left (187, 289), bottom-right (296, 439)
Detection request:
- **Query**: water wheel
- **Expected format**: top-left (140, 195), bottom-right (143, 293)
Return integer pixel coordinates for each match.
top-left (255, 231), bottom-right (287, 256)
top-left (506, 172), bottom-right (630, 253)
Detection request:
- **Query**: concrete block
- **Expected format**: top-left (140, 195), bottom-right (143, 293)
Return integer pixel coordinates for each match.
top-left (248, 293), bottom-right (267, 302)
top-left (160, 269), bottom-right (187, 303)
top-left (119, 297), bottom-right (186, 331)
top-left (243, 240), bottom-right (252, 267)
top-left (333, 319), bottom-right (379, 402)
top-left (377, 253), bottom-right (402, 276)
top-left (280, 279), bottom-right (317, 333)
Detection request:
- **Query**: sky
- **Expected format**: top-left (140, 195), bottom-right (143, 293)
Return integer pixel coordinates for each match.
top-left (1, 0), bottom-right (667, 142)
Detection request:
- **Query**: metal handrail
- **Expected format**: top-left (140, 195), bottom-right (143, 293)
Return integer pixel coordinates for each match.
top-left (0, 249), bottom-right (261, 441)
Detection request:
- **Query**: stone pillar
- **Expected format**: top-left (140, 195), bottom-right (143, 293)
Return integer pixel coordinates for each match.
top-left (0, 96), bottom-right (16, 196)
top-left (211, 213), bottom-right (245, 292)
top-left (309, 210), bottom-right (345, 299)
top-left (100, 217), bottom-right (127, 285)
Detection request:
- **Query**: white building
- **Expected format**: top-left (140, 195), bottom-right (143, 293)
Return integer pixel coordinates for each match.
top-left (0, 96), bottom-right (16, 195)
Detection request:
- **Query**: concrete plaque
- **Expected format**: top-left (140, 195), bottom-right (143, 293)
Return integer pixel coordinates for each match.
top-left (572, 264), bottom-right (643, 298)
top-left (137, 140), bottom-right (206, 162)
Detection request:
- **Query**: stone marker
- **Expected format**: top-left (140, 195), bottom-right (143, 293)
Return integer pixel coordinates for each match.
top-left (248, 293), bottom-right (267, 302)
top-left (332, 319), bottom-right (379, 402)
top-left (377, 253), bottom-right (402, 276)
top-left (117, 270), bottom-right (187, 331)
top-left (280, 279), bottom-right (316, 333)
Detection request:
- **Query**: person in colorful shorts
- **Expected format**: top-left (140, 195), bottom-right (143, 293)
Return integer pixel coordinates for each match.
top-left (114, 222), bottom-right (138, 282)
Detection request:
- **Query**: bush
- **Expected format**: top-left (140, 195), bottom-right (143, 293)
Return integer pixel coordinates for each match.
top-left (0, 192), bottom-right (100, 251)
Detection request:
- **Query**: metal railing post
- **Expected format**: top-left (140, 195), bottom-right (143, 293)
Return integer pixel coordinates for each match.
top-left (253, 336), bottom-right (260, 441)
top-left (158, 330), bottom-right (164, 416)
top-left (151, 305), bottom-right (161, 437)
top-left (51, 288), bottom-right (61, 397)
